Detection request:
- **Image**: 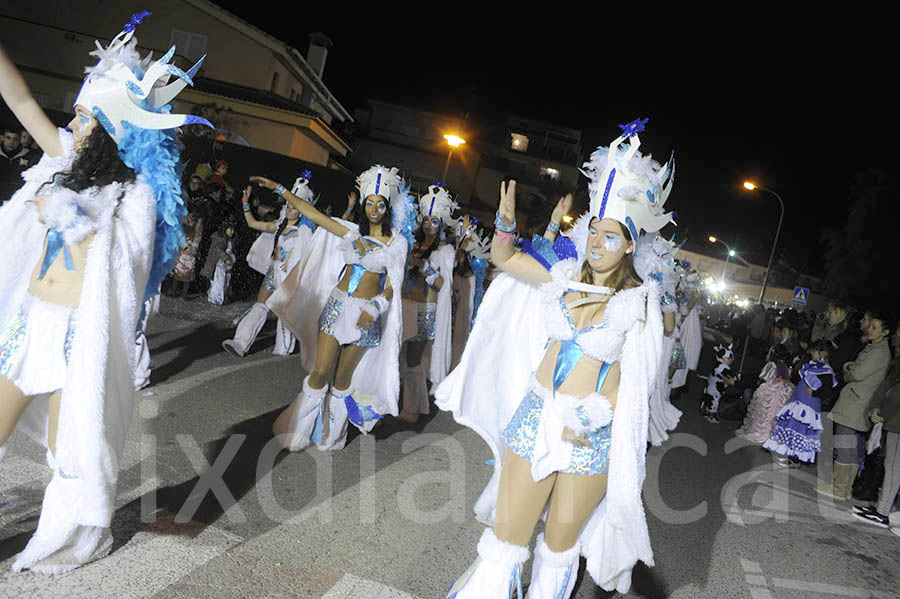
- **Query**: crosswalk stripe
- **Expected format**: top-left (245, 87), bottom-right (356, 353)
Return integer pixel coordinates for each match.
top-left (323, 574), bottom-right (423, 599)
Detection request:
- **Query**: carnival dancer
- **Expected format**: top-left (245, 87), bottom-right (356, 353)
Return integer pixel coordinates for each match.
top-left (0, 12), bottom-right (210, 573)
top-left (222, 173), bottom-right (317, 357)
top-left (396, 184), bottom-right (457, 423)
top-left (635, 234), bottom-right (683, 446)
top-left (266, 165), bottom-right (414, 451)
top-left (437, 118), bottom-right (673, 597)
top-left (450, 220), bottom-right (491, 369)
top-left (670, 269), bottom-right (702, 390)
top-left (763, 341), bottom-right (837, 464)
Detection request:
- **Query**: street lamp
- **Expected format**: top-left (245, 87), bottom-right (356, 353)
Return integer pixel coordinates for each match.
top-left (707, 235), bottom-right (737, 285)
top-left (442, 134), bottom-right (466, 180)
top-left (742, 181), bottom-right (785, 306)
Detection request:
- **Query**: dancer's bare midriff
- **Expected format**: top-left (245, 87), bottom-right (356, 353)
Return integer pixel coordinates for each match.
top-left (26, 195), bottom-right (92, 308)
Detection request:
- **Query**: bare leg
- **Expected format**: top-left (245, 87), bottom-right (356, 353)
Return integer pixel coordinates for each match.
top-left (308, 331), bottom-right (342, 389)
top-left (0, 375), bottom-right (29, 447)
top-left (256, 285), bottom-right (273, 304)
top-left (333, 343), bottom-right (369, 391)
top-left (544, 471), bottom-right (608, 551)
top-left (493, 448), bottom-right (556, 546)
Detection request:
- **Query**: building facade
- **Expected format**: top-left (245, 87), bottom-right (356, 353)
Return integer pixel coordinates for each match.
top-left (0, 0), bottom-right (352, 168)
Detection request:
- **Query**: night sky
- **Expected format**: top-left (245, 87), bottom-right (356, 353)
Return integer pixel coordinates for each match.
top-left (212, 4), bottom-right (898, 279)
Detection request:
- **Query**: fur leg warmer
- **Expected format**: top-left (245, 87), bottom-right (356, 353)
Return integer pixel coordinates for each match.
top-left (526, 534), bottom-right (579, 599)
top-left (316, 387), bottom-right (350, 451)
top-left (273, 319), bottom-right (296, 356)
top-left (445, 528), bottom-right (529, 599)
top-left (224, 302), bottom-right (269, 357)
top-left (273, 376), bottom-right (328, 452)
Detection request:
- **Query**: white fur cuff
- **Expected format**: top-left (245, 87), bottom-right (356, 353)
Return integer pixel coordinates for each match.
top-left (477, 528), bottom-right (530, 565)
top-left (545, 386), bottom-right (614, 437)
top-left (331, 292), bottom-right (369, 345)
top-left (535, 533), bottom-right (580, 564)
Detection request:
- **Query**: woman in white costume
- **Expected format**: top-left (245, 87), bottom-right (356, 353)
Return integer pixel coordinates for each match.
top-left (437, 119), bottom-right (673, 597)
top-left (0, 12), bottom-right (210, 572)
top-left (450, 223), bottom-right (491, 369)
top-left (222, 172), bottom-right (317, 357)
top-left (266, 165), bottom-right (413, 451)
top-left (669, 272), bottom-right (702, 390)
top-left (397, 184), bottom-right (458, 423)
top-left (635, 234), bottom-right (682, 446)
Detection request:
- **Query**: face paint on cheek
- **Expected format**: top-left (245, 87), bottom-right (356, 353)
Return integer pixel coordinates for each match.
top-left (603, 234), bottom-right (623, 253)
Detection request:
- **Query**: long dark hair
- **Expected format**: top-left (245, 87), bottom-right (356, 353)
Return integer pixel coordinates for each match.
top-left (358, 199), bottom-right (393, 238)
top-left (412, 221), bottom-right (440, 261)
top-left (39, 125), bottom-right (135, 195)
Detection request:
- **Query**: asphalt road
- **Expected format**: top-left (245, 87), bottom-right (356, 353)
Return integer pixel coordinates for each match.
top-left (2, 298), bottom-right (899, 598)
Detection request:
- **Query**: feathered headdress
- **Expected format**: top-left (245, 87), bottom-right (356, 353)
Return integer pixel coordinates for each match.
top-left (74, 11), bottom-right (211, 144)
top-left (356, 165), bottom-right (416, 247)
top-left (417, 183), bottom-right (459, 228)
top-left (579, 118), bottom-right (675, 240)
top-left (291, 169), bottom-right (316, 204)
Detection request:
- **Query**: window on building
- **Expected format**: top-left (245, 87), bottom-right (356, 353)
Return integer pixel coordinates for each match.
top-left (270, 71), bottom-right (280, 94)
top-left (540, 167), bottom-right (560, 180)
top-left (510, 133), bottom-right (529, 152)
top-left (169, 29), bottom-right (208, 63)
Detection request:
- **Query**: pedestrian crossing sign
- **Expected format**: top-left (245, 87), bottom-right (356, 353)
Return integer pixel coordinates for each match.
top-left (792, 286), bottom-right (809, 305)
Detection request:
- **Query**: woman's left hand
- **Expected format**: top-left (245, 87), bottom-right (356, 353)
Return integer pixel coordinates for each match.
top-left (250, 176), bottom-right (278, 191)
top-left (357, 311), bottom-right (374, 328)
top-left (562, 427), bottom-right (590, 448)
top-left (550, 194), bottom-right (573, 223)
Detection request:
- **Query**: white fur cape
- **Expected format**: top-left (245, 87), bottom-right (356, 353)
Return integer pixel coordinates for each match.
top-left (451, 273), bottom-right (476, 369)
top-left (426, 243), bottom-right (455, 384)
top-left (0, 130), bottom-right (154, 535)
top-left (246, 231), bottom-right (276, 275)
top-left (268, 220), bottom-right (408, 418)
top-left (435, 214), bottom-right (664, 593)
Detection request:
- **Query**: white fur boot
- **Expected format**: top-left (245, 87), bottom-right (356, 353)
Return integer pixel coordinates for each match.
top-left (223, 302), bottom-right (268, 357)
top-left (398, 361), bottom-right (429, 422)
top-left (134, 331), bottom-right (151, 390)
top-left (526, 534), bottom-right (579, 599)
top-left (446, 528), bottom-right (529, 599)
top-left (273, 376), bottom-right (328, 451)
top-left (273, 318), bottom-right (296, 356)
top-left (317, 387), bottom-right (350, 451)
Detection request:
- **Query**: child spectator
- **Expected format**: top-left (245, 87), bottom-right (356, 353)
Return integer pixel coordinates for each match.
top-left (736, 344), bottom-right (795, 442)
top-left (205, 219), bottom-right (236, 305)
top-left (701, 343), bottom-right (737, 423)
top-left (764, 340), bottom-right (837, 465)
top-left (170, 212), bottom-right (202, 298)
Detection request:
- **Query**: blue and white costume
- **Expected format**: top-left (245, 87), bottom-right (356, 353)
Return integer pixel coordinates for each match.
top-left (269, 165), bottom-right (413, 451)
top-left (0, 12), bottom-right (209, 574)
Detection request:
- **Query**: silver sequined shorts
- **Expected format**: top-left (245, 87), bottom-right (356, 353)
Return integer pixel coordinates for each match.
top-left (0, 294), bottom-right (77, 396)
top-left (262, 264), bottom-right (277, 293)
top-left (318, 289), bottom-right (382, 348)
top-left (408, 302), bottom-right (436, 343)
top-left (501, 382), bottom-right (612, 476)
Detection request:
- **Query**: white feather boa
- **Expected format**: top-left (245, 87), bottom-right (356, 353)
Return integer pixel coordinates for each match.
top-left (0, 130), bottom-right (154, 553)
top-left (435, 268), bottom-right (663, 594)
top-left (269, 220), bottom-right (408, 419)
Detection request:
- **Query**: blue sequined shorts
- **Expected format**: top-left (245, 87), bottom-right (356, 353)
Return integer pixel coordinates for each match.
top-left (669, 339), bottom-right (686, 370)
top-left (408, 302), bottom-right (436, 343)
top-left (0, 294), bottom-right (77, 395)
top-left (318, 289), bottom-right (382, 348)
top-left (501, 385), bottom-right (613, 476)
top-left (262, 264), bottom-right (276, 293)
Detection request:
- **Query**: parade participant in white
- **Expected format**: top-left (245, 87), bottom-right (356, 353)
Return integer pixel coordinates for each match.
top-left (222, 172), bottom-right (317, 357)
top-left (267, 165), bottom-right (414, 450)
top-left (438, 118), bottom-right (673, 597)
top-left (634, 234), bottom-right (682, 446)
top-left (397, 184), bottom-right (458, 423)
top-left (0, 11), bottom-right (210, 573)
top-left (450, 222), bottom-right (491, 368)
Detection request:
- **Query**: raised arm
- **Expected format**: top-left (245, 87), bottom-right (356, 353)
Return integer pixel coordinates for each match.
top-left (250, 176), bottom-right (349, 238)
top-left (240, 186), bottom-right (278, 233)
top-left (0, 44), bottom-right (63, 157)
top-left (342, 191), bottom-right (357, 221)
top-left (543, 194), bottom-right (573, 242)
top-left (490, 180), bottom-right (551, 285)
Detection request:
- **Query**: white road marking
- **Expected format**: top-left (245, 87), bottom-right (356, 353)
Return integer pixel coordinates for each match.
top-left (322, 574), bottom-right (423, 599)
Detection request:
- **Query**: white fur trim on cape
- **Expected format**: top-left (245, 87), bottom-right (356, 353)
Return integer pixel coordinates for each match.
top-left (246, 231), bottom-right (275, 275)
top-left (269, 219), bottom-right (408, 420)
top-left (427, 243), bottom-right (455, 384)
top-left (0, 129), bottom-right (154, 567)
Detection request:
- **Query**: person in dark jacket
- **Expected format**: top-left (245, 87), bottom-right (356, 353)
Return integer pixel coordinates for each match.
top-left (852, 324), bottom-right (900, 527)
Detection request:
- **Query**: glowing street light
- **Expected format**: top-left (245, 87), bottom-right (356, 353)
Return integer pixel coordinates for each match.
top-left (743, 181), bottom-right (757, 191)
top-left (561, 215), bottom-right (573, 224)
top-left (708, 234), bottom-right (736, 284)
top-left (442, 133), bottom-right (467, 179)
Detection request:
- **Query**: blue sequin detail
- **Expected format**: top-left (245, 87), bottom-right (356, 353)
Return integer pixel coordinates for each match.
top-left (344, 394), bottom-right (384, 428)
top-left (318, 295), bottom-right (382, 347)
top-left (619, 117), bottom-right (648, 138)
top-left (646, 189), bottom-right (656, 205)
top-left (0, 310), bottom-right (27, 378)
top-left (501, 390), bottom-right (612, 476)
top-left (92, 106), bottom-right (116, 137)
top-left (262, 265), bottom-right (276, 292)
top-left (408, 304), bottom-right (436, 342)
top-left (299, 215), bottom-right (317, 231)
top-left (125, 81), bottom-right (143, 96)
top-left (598, 168), bottom-right (616, 218)
top-left (183, 115), bottom-right (213, 128)
top-left (123, 10), bottom-right (151, 33)
top-left (159, 45), bottom-right (176, 67)
top-left (519, 235), bottom-right (577, 272)
top-left (669, 339), bottom-right (686, 370)
top-left (625, 216), bottom-right (638, 241)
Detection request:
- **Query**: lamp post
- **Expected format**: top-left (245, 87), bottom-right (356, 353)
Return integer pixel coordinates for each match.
top-left (737, 181), bottom-right (785, 376)
top-left (743, 181), bottom-right (785, 306)
top-left (442, 134), bottom-right (466, 180)
top-left (707, 235), bottom-right (737, 286)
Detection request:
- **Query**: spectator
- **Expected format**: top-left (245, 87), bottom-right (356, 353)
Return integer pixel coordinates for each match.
top-left (1, 124), bottom-right (38, 204)
top-left (208, 159), bottom-right (229, 187)
top-left (184, 174), bottom-right (206, 210)
top-left (852, 323), bottom-right (900, 527)
top-left (819, 311), bottom-right (893, 500)
top-left (169, 212), bottom-right (203, 298)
